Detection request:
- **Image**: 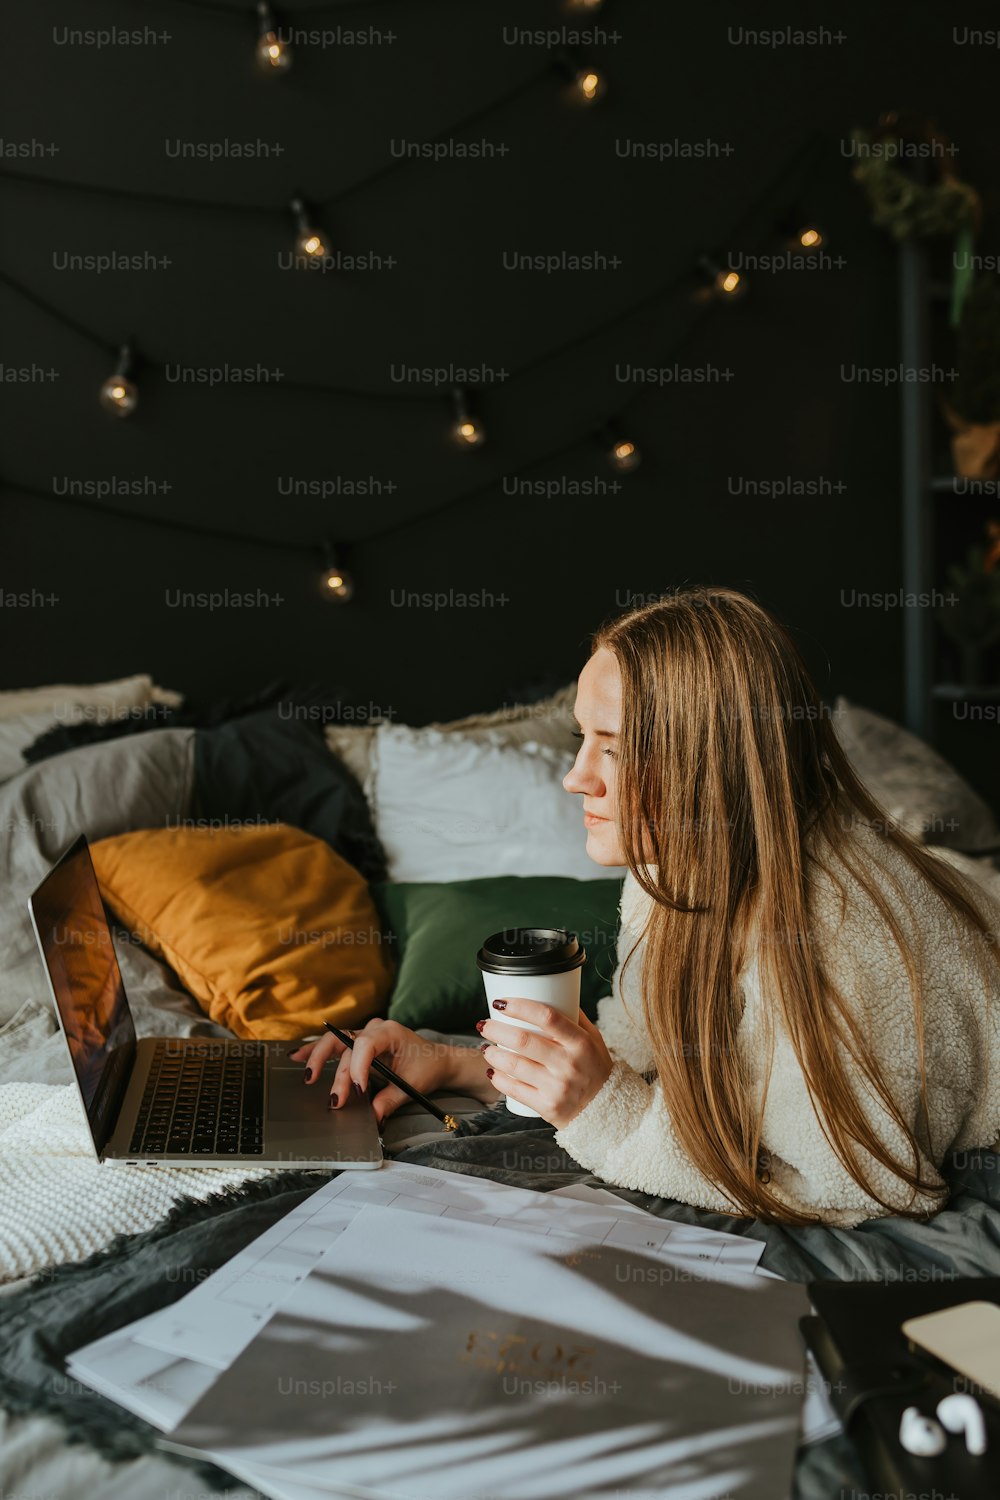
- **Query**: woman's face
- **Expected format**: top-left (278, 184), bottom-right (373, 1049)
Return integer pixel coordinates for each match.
top-left (563, 647), bottom-right (627, 866)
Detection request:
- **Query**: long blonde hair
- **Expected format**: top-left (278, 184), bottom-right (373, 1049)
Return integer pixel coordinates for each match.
top-left (593, 586), bottom-right (998, 1224)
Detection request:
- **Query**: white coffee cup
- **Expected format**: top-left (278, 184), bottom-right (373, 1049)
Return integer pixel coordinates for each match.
top-left (476, 928), bottom-right (586, 1118)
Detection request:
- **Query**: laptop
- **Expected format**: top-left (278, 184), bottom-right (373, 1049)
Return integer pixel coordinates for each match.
top-left (28, 834), bottom-right (384, 1171)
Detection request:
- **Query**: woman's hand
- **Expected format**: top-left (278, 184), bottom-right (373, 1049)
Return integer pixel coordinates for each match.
top-left (479, 1000), bottom-right (614, 1128)
top-left (288, 1020), bottom-right (455, 1125)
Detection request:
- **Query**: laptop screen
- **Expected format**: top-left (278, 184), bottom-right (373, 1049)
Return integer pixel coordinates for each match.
top-left (29, 835), bottom-right (136, 1155)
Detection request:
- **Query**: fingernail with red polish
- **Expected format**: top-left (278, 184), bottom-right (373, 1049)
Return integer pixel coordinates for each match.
top-left (353, 1081), bottom-right (364, 1096)
top-left (492, 999), bottom-right (507, 1011)
top-left (479, 1042), bottom-right (489, 1052)
top-left (304, 1068), bottom-right (313, 1083)
top-left (475, 1019), bottom-right (486, 1033)
top-left (328, 1093), bottom-right (338, 1108)
top-left (485, 1067), bottom-right (494, 1079)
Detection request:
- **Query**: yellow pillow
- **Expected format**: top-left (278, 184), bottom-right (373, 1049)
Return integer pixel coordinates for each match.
top-left (91, 824), bottom-right (392, 1040)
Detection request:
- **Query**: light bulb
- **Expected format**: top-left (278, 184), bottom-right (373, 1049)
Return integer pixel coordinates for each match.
top-left (793, 225), bottom-right (828, 254)
top-left (450, 387), bottom-right (486, 448)
top-left (697, 254), bottom-right (748, 303)
top-left (575, 67), bottom-right (605, 103)
top-left (257, 32), bottom-right (290, 70)
top-left (777, 210), bottom-right (827, 254)
top-left (610, 438), bottom-right (641, 471)
top-left (290, 197), bottom-right (326, 261)
top-left (322, 567), bottom-right (353, 602)
top-left (256, 4), bottom-right (291, 70)
top-left (320, 545), bottom-right (354, 603)
top-left (100, 343), bottom-right (138, 417)
top-left (298, 229), bottom-right (325, 257)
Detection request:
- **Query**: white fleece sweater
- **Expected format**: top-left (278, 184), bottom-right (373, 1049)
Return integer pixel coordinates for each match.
top-left (554, 823), bottom-right (1000, 1227)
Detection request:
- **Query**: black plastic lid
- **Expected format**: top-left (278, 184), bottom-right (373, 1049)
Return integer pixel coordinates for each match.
top-left (476, 927), bottom-right (586, 976)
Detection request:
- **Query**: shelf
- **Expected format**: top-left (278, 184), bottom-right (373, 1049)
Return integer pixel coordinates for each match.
top-left (930, 475), bottom-right (999, 495)
top-left (931, 683), bottom-right (1000, 701)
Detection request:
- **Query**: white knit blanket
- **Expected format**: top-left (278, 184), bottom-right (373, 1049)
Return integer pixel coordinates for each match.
top-left (0, 1083), bottom-right (271, 1285)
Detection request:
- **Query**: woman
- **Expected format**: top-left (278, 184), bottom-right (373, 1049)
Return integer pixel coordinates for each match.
top-left (293, 587), bottom-right (1000, 1227)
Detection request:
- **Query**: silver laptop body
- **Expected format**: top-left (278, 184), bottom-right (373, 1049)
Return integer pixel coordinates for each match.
top-left (28, 834), bottom-right (384, 1171)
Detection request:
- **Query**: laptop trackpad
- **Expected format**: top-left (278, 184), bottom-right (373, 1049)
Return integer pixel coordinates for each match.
top-left (267, 1065), bottom-right (335, 1122)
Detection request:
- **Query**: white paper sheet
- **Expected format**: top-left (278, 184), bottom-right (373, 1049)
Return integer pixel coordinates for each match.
top-left (132, 1163), bottom-right (765, 1370)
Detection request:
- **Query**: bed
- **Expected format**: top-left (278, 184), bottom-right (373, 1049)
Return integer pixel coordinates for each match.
top-left (0, 690), bottom-right (998, 1500)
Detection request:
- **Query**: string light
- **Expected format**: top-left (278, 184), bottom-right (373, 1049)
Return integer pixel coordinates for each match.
top-left (697, 253), bottom-right (747, 300)
top-left (554, 51), bottom-right (607, 105)
top-left (574, 67), bottom-right (606, 104)
top-left (256, 3), bottom-right (291, 72)
top-left (598, 423), bottom-right (641, 472)
top-left (0, 87), bottom-right (830, 602)
top-left (776, 208), bottom-right (827, 252)
top-left (450, 386), bottom-right (486, 448)
top-left (290, 196), bottom-right (326, 259)
top-left (578, 69), bottom-right (602, 103)
top-left (795, 225), bottom-right (825, 249)
top-left (320, 541), bottom-right (354, 603)
top-left (609, 437), bottom-right (640, 471)
top-left (99, 341), bottom-right (138, 417)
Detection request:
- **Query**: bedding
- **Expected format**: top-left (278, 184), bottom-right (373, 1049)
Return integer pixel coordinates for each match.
top-left (92, 824), bottom-right (393, 1039)
top-left (0, 1082), bottom-right (271, 1284)
top-left (325, 682), bottom-right (579, 789)
top-left (0, 675), bottom-right (177, 721)
top-left (368, 721), bottom-right (623, 881)
top-left (0, 727), bottom-right (200, 1049)
top-left (373, 874), bottom-right (623, 1030)
top-left (0, 676), bottom-right (181, 783)
top-left (193, 708), bottom-right (387, 882)
top-left (1, 1096), bottom-right (999, 1500)
top-left (21, 680), bottom-right (305, 759)
top-left (1, 695), bottom-right (998, 1500)
top-left (833, 696), bottom-right (1000, 853)
top-left (0, 718), bottom-right (386, 1085)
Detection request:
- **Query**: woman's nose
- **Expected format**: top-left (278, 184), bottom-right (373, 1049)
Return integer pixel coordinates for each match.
top-left (564, 753), bottom-right (601, 796)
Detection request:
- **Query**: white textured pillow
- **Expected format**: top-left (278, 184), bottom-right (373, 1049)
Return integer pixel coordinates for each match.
top-left (326, 683), bottom-right (578, 789)
top-left (369, 723), bottom-right (620, 882)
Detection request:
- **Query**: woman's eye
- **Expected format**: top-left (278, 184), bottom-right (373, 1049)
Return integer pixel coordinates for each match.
top-left (572, 729), bottom-right (615, 757)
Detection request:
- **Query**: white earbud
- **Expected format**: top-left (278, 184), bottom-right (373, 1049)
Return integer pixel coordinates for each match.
top-left (899, 1405), bottom-right (947, 1456)
top-left (937, 1393), bottom-right (988, 1456)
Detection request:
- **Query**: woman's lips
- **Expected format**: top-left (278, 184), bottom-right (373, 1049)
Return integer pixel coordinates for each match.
top-left (583, 812), bottom-right (610, 827)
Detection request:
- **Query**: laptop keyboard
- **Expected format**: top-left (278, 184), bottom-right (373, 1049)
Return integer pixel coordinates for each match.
top-left (129, 1044), bottom-right (265, 1156)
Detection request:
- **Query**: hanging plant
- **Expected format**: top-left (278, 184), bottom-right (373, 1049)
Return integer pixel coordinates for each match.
top-left (849, 112), bottom-right (981, 325)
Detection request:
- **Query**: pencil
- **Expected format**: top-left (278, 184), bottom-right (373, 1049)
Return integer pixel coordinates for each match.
top-left (323, 1022), bottom-right (459, 1132)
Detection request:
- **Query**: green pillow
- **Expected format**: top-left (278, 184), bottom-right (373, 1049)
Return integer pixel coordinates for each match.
top-left (371, 875), bottom-right (624, 1033)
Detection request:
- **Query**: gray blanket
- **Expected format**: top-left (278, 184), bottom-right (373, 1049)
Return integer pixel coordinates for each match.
top-left (1, 1102), bottom-right (999, 1500)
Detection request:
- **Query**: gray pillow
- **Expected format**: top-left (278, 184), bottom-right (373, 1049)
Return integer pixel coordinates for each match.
top-left (833, 697), bottom-right (1000, 853)
top-left (0, 729), bottom-right (226, 1072)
